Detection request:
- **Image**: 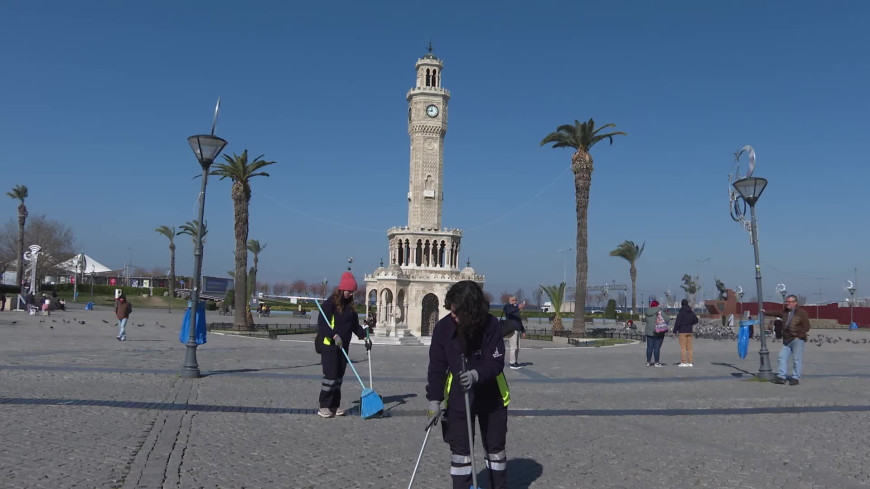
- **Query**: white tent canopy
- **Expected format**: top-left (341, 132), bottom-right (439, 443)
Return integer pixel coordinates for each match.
top-left (58, 254), bottom-right (114, 274)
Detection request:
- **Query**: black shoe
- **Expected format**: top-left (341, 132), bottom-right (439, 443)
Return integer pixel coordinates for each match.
top-left (771, 377), bottom-right (786, 384)
top-left (788, 378), bottom-right (799, 386)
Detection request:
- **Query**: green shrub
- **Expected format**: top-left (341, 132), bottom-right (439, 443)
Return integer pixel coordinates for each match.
top-left (604, 299), bottom-right (617, 319)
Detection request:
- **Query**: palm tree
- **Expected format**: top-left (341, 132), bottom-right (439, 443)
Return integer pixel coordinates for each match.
top-left (6, 185), bottom-right (28, 294)
top-left (540, 283), bottom-right (567, 334)
top-left (246, 239), bottom-right (266, 325)
top-left (609, 240), bottom-right (645, 316)
top-left (178, 220), bottom-right (207, 293)
top-left (540, 118), bottom-right (626, 334)
top-left (210, 150), bottom-right (276, 329)
top-left (155, 226), bottom-right (177, 300)
top-left (178, 220), bottom-right (208, 247)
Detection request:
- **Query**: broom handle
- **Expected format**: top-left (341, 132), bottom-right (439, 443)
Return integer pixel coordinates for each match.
top-left (366, 329), bottom-right (373, 388)
top-left (408, 417), bottom-right (437, 489)
top-left (314, 299), bottom-right (366, 389)
top-left (461, 354), bottom-right (479, 489)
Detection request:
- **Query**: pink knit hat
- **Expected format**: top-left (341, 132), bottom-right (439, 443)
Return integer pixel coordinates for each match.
top-left (338, 271), bottom-right (357, 291)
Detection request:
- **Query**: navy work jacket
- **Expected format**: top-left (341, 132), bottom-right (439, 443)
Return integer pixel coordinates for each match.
top-left (426, 313), bottom-right (509, 414)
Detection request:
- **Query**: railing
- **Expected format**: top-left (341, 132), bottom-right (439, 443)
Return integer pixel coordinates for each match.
top-left (207, 321), bottom-right (317, 339)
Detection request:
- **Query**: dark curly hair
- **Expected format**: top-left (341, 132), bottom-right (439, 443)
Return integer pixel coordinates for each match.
top-left (444, 280), bottom-right (489, 339)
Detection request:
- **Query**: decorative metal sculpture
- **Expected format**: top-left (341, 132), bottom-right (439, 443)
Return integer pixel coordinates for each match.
top-left (23, 244), bottom-right (42, 294)
top-left (728, 145), bottom-right (757, 237)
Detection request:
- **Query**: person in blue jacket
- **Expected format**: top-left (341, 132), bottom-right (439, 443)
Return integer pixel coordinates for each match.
top-left (316, 271), bottom-right (371, 418)
top-left (426, 280), bottom-right (510, 489)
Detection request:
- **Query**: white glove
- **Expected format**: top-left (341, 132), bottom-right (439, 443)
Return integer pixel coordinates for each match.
top-left (459, 369), bottom-right (479, 390)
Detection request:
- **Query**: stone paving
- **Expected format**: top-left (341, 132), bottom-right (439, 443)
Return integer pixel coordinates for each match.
top-left (2, 305), bottom-right (870, 488)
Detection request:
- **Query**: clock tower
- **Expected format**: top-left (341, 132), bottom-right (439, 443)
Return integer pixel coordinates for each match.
top-left (364, 46), bottom-right (484, 343)
top-left (406, 46), bottom-right (449, 230)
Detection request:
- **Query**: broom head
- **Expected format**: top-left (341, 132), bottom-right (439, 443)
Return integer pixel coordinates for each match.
top-left (360, 388), bottom-right (384, 418)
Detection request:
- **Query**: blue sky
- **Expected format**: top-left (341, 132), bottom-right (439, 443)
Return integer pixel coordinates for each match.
top-left (1, 1), bottom-right (867, 305)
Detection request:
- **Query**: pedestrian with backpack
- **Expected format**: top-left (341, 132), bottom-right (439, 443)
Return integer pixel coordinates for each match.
top-left (644, 299), bottom-right (669, 367)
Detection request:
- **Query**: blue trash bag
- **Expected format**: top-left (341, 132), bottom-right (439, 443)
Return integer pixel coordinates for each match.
top-left (738, 320), bottom-right (754, 359)
top-left (85, 302), bottom-right (94, 311)
top-left (179, 302), bottom-right (207, 345)
top-left (850, 322), bottom-right (859, 330)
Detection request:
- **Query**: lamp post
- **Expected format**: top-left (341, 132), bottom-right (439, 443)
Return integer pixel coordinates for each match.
top-left (558, 248), bottom-right (573, 286)
top-left (733, 176), bottom-right (773, 379)
top-left (167, 270), bottom-right (172, 314)
top-left (847, 280), bottom-right (856, 328)
top-left (23, 245), bottom-right (42, 294)
top-left (182, 133), bottom-right (228, 379)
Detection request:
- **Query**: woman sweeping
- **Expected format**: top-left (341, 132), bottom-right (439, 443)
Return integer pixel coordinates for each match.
top-left (426, 280), bottom-right (511, 489)
top-left (316, 271), bottom-right (371, 418)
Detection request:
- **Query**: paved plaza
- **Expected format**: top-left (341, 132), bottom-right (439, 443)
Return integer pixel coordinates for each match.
top-left (2, 305), bottom-right (870, 488)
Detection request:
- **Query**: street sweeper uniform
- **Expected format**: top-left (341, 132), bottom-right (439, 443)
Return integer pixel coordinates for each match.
top-left (427, 313), bottom-right (511, 489)
top-left (318, 298), bottom-right (368, 414)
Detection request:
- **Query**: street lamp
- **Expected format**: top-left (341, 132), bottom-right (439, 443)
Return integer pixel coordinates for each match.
top-left (23, 245), bottom-right (42, 294)
top-left (846, 280), bottom-right (856, 328)
top-left (558, 248), bottom-right (573, 286)
top-left (182, 133), bottom-right (228, 379)
top-left (732, 175), bottom-right (773, 379)
top-left (736, 285), bottom-right (744, 317)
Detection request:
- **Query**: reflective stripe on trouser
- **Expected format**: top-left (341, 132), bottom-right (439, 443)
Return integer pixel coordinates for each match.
top-left (450, 454), bottom-right (472, 476)
top-left (319, 345), bottom-right (347, 409)
top-left (443, 408), bottom-right (508, 489)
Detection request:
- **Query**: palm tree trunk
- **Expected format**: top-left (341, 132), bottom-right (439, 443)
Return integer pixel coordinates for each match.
top-left (169, 243), bottom-right (176, 301)
top-left (630, 263), bottom-right (637, 316)
top-left (231, 184), bottom-right (250, 330)
top-left (571, 150), bottom-right (593, 335)
top-left (16, 204), bottom-right (27, 294)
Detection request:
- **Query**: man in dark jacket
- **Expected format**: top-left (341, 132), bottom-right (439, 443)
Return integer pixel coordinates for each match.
top-left (502, 296), bottom-right (525, 369)
top-left (427, 280), bottom-right (510, 489)
top-left (765, 295), bottom-right (811, 385)
top-left (672, 299), bottom-right (699, 367)
top-left (115, 294), bottom-right (132, 341)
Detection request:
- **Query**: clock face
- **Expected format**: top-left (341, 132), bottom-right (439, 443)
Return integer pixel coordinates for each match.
top-left (426, 105), bottom-right (439, 117)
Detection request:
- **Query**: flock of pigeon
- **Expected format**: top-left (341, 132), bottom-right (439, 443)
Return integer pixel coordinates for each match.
top-left (23, 317), bottom-right (169, 330)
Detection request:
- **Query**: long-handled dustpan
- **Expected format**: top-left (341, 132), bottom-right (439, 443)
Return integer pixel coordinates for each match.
top-left (314, 300), bottom-right (384, 419)
top-left (408, 413), bottom-right (439, 488)
top-left (461, 354), bottom-right (482, 489)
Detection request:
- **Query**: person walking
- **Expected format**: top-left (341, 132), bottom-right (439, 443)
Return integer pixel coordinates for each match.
top-left (643, 299), bottom-right (669, 367)
top-left (316, 271), bottom-right (371, 418)
top-left (115, 294), bottom-right (132, 341)
top-left (502, 296), bottom-right (526, 369)
top-left (427, 280), bottom-right (511, 489)
top-left (672, 299), bottom-right (698, 367)
top-left (764, 295), bottom-right (811, 385)
top-left (0, 291), bottom-right (6, 311)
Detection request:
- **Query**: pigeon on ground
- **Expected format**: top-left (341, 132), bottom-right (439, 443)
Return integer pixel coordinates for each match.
top-left (79, 321), bottom-right (86, 325)
top-left (102, 319), bottom-right (109, 324)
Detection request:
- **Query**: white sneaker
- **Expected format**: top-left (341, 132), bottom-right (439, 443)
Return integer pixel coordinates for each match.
top-left (333, 407), bottom-right (346, 416)
top-left (678, 363), bottom-right (688, 367)
top-left (317, 408), bottom-right (334, 418)
top-left (686, 363), bottom-right (693, 367)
